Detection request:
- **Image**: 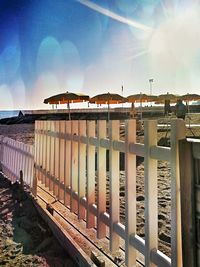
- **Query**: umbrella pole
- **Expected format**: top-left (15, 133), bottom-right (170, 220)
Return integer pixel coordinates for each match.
top-left (108, 102), bottom-right (110, 121)
top-left (140, 101), bottom-right (142, 120)
top-left (187, 101), bottom-right (190, 114)
top-left (68, 101), bottom-right (71, 120)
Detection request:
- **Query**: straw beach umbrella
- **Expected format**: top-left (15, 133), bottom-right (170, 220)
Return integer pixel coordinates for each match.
top-left (180, 93), bottom-right (200, 102)
top-left (180, 93), bottom-right (200, 113)
top-left (89, 92), bottom-right (126, 121)
top-left (44, 91), bottom-right (89, 119)
top-left (127, 93), bottom-right (149, 103)
top-left (127, 93), bottom-right (157, 118)
top-left (156, 92), bottom-right (178, 103)
top-left (155, 92), bottom-right (179, 116)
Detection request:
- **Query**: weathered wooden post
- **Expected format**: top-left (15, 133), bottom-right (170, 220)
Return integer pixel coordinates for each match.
top-left (170, 119), bottom-right (186, 267)
top-left (144, 120), bottom-right (158, 267)
top-left (179, 139), bottom-right (196, 267)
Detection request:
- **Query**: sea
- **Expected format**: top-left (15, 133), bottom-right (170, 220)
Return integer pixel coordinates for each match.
top-left (0, 110), bottom-right (20, 119)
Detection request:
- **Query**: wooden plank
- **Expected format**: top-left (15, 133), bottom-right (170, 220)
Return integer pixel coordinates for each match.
top-left (97, 120), bottom-right (107, 238)
top-left (192, 143), bottom-right (200, 160)
top-left (78, 120), bottom-right (86, 220)
top-left (170, 119), bottom-right (186, 267)
top-left (129, 143), bottom-right (145, 157)
top-left (179, 140), bottom-right (196, 267)
top-left (24, 145), bottom-right (28, 185)
top-left (144, 120), bottom-right (158, 267)
top-left (22, 143), bottom-right (26, 184)
top-left (36, 121), bottom-right (42, 181)
top-left (59, 121), bottom-right (66, 202)
top-left (7, 140), bottom-right (11, 179)
top-left (109, 120), bottom-right (120, 252)
top-left (30, 145), bottom-right (34, 185)
top-left (86, 121), bottom-right (95, 228)
top-left (125, 119), bottom-right (137, 267)
top-left (42, 121), bottom-right (47, 184)
top-left (49, 121), bottom-right (55, 192)
top-left (54, 121), bottom-right (60, 197)
top-left (151, 249), bottom-right (171, 267)
top-left (16, 142), bottom-right (20, 182)
top-left (65, 121), bottom-right (71, 206)
top-left (10, 140), bottom-right (15, 182)
top-left (46, 120), bottom-right (51, 189)
top-left (44, 121), bottom-right (48, 187)
top-left (71, 121), bottom-right (78, 213)
top-left (150, 146), bottom-right (171, 161)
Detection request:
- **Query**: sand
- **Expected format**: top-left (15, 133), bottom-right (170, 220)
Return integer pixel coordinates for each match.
top-left (0, 114), bottom-right (199, 261)
top-left (0, 174), bottom-right (77, 267)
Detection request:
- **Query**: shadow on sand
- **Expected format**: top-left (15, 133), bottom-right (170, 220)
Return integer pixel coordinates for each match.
top-left (0, 174), bottom-right (77, 267)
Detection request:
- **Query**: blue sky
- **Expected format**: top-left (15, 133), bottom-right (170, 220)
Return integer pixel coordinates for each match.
top-left (0, 0), bottom-right (200, 109)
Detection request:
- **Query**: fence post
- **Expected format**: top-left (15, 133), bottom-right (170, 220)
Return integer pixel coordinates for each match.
top-left (170, 119), bottom-right (186, 267)
top-left (49, 121), bottom-right (55, 192)
top-left (109, 120), bottom-right (120, 252)
top-left (46, 121), bottom-right (51, 189)
top-left (59, 120), bottom-right (66, 202)
top-left (65, 121), bottom-right (71, 206)
top-left (78, 120), bottom-right (86, 220)
top-left (97, 120), bottom-right (107, 238)
top-left (71, 120), bottom-right (78, 212)
top-left (125, 119), bottom-right (137, 267)
top-left (37, 121), bottom-right (43, 182)
top-left (144, 120), bottom-right (158, 267)
top-left (33, 121), bottom-right (39, 196)
top-left (54, 121), bottom-right (60, 197)
top-left (42, 121), bottom-right (47, 185)
top-left (179, 139), bottom-right (196, 267)
top-left (86, 120), bottom-right (95, 228)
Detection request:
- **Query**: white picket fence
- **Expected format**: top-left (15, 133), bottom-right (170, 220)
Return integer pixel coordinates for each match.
top-left (0, 135), bottom-right (34, 187)
top-left (0, 119), bottom-right (187, 266)
top-left (33, 119), bottom-right (186, 267)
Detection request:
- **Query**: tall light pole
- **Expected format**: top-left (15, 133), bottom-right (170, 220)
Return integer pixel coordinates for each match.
top-left (121, 85), bottom-right (124, 107)
top-left (149, 79), bottom-right (153, 95)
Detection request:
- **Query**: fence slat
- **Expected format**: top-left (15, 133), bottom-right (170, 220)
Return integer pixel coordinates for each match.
top-left (170, 119), bottom-right (186, 267)
top-left (144, 120), bottom-right (158, 267)
top-left (97, 120), bottom-right (107, 238)
top-left (40, 121), bottom-right (44, 183)
top-left (109, 120), bottom-right (120, 252)
top-left (59, 121), bottom-right (66, 202)
top-left (49, 121), bottom-right (55, 192)
top-left (46, 121), bottom-right (51, 189)
top-left (179, 140), bottom-right (196, 267)
top-left (86, 121), bottom-right (95, 228)
top-left (125, 119), bottom-right (137, 267)
top-left (71, 121), bottom-right (78, 212)
top-left (65, 121), bottom-right (71, 206)
top-left (54, 121), bottom-right (60, 197)
top-left (42, 121), bottom-right (47, 184)
top-left (78, 120), bottom-right (86, 220)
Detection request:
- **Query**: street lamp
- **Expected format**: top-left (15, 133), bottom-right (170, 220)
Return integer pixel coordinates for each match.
top-left (149, 79), bottom-right (154, 95)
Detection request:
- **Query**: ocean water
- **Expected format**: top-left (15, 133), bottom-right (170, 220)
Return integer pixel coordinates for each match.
top-left (0, 110), bottom-right (20, 119)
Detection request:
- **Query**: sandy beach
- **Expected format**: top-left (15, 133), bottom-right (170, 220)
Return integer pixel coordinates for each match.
top-left (0, 114), bottom-right (199, 262)
top-left (0, 174), bottom-right (77, 267)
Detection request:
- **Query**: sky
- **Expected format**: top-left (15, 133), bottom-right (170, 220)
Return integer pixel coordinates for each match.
top-left (0, 0), bottom-right (200, 109)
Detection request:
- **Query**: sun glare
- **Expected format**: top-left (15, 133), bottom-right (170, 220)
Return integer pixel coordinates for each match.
top-left (149, 5), bottom-right (200, 62)
top-left (77, 0), bottom-right (152, 32)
